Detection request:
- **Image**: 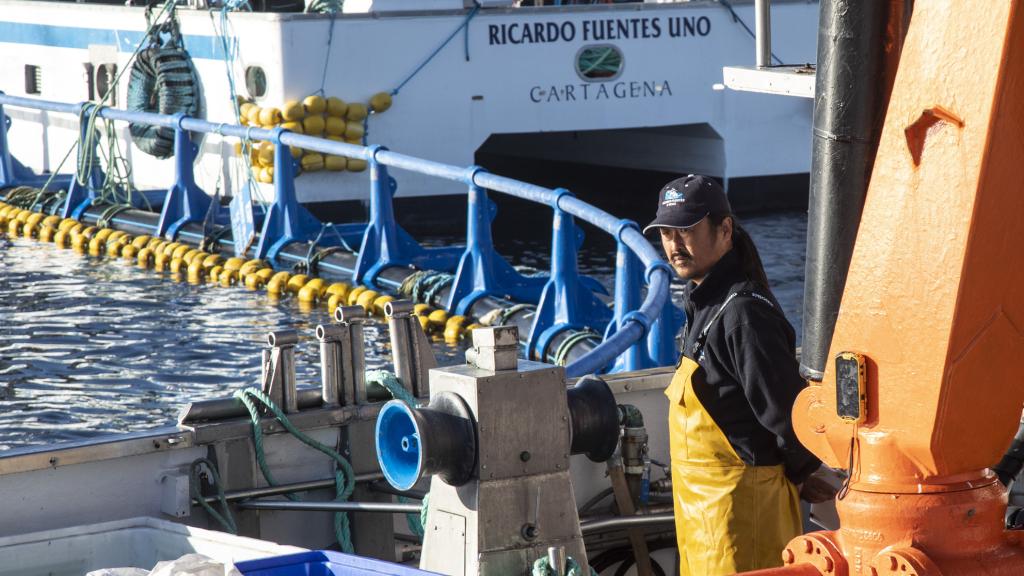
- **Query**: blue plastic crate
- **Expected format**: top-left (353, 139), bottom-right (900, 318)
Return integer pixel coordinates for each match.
top-left (234, 550), bottom-right (441, 576)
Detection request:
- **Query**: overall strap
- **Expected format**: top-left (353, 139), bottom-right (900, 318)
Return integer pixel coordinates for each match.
top-left (692, 290), bottom-right (774, 361)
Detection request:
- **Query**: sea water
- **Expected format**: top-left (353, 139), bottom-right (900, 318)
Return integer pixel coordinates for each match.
top-left (0, 211), bottom-right (805, 449)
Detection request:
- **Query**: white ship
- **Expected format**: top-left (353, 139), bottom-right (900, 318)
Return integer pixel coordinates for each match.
top-left (0, 0), bottom-right (816, 215)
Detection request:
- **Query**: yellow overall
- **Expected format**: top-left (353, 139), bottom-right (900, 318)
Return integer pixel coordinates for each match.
top-left (666, 354), bottom-right (801, 575)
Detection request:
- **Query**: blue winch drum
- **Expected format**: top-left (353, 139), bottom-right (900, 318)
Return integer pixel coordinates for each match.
top-left (376, 401), bottom-right (423, 491)
top-left (375, 393), bottom-right (476, 491)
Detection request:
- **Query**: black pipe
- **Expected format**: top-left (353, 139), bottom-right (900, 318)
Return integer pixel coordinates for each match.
top-left (800, 0), bottom-right (910, 380)
top-left (7, 196), bottom-right (600, 366)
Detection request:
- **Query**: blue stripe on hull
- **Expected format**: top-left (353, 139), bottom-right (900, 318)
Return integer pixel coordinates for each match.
top-left (0, 22), bottom-right (221, 60)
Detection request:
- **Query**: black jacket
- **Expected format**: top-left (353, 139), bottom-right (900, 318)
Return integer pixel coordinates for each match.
top-left (679, 249), bottom-right (820, 485)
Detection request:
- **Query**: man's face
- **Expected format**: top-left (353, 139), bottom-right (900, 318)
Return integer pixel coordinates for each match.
top-left (658, 217), bottom-right (733, 283)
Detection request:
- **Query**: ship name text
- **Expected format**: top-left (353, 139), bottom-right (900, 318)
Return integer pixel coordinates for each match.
top-left (488, 16), bottom-right (711, 46)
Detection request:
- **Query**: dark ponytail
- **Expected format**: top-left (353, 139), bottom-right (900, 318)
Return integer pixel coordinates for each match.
top-left (710, 214), bottom-right (771, 291)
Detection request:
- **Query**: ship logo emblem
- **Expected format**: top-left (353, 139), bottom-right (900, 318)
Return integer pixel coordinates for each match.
top-left (663, 188), bottom-right (684, 204)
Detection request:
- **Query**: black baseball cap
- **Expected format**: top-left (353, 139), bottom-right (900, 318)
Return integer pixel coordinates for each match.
top-left (643, 175), bottom-right (731, 234)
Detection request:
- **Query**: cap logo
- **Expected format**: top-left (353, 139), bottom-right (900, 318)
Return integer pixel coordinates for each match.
top-left (662, 188), bottom-right (684, 205)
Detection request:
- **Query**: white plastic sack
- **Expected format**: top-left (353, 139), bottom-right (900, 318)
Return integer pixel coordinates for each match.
top-left (149, 553), bottom-right (242, 576)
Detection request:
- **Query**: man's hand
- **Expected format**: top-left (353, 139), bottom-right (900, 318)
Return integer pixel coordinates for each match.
top-left (799, 465), bottom-right (844, 503)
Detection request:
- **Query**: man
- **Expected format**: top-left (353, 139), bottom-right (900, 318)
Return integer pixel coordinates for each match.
top-left (644, 175), bottom-right (833, 575)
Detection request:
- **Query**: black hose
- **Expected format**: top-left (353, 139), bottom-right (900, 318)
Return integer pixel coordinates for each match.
top-left (579, 487), bottom-right (615, 516)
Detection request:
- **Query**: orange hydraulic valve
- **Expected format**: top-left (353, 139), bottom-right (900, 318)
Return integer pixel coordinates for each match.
top-left (769, 1), bottom-right (1024, 575)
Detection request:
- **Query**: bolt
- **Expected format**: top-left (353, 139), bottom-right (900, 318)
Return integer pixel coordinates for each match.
top-left (966, 508), bottom-right (976, 518)
top-left (521, 523), bottom-right (539, 541)
top-left (555, 463), bottom-right (562, 470)
top-left (520, 451), bottom-right (531, 462)
top-left (49, 457), bottom-right (58, 466)
top-left (481, 464), bottom-right (487, 470)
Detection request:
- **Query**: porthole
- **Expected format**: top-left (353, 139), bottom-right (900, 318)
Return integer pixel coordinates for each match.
top-left (245, 66), bottom-right (267, 99)
top-left (575, 45), bottom-right (624, 82)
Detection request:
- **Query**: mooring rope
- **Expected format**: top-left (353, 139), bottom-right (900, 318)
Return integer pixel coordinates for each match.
top-left (234, 386), bottom-right (356, 553)
top-left (190, 457), bottom-right (239, 535)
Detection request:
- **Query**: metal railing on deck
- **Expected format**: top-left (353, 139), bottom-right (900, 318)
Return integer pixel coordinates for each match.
top-left (0, 92), bottom-right (677, 377)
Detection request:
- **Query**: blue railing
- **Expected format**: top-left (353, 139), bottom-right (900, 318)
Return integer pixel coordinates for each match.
top-left (0, 92), bottom-right (678, 377)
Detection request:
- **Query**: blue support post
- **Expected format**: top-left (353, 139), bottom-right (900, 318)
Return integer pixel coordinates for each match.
top-left (0, 100), bottom-right (13, 189)
top-left (646, 261), bottom-right (683, 366)
top-left (446, 168), bottom-right (548, 315)
top-left (604, 220), bottom-right (656, 373)
top-left (254, 128), bottom-right (325, 263)
top-left (353, 146), bottom-right (462, 288)
top-left (156, 114), bottom-right (212, 239)
top-left (62, 103), bottom-right (106, 219)
top-left (527, 190), bottom-right (613, 362)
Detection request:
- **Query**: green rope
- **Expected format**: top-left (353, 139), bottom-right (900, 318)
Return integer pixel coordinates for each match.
top-left (96, 203), bottom-right (133, 229)
top-left (76, 1), bottom-right (184, 208)
top-left (40, 189), bottom-right (68, 215)
top-left (33, 1), bottom-right (178, 216)
top-left (208, 0), bottom-right (259, 198)
top-left (532, 555), bottom-right (595, 576)
top-left (399, 270), bottom-right (430, 297)
top-left (304, 222), bottom-right (358, 274)
top-left (190, 457), bottom-right (238, 535)
top-left (3, 186), bottom-right (37, 208)
top-left (553, 329), bottom-right (600, 367)
top-left (233, 386), bottom-right (356, 553)
top-left (365, 369), bottom-right (416, 405)
top-left (493, 303), bottom-right (534, 327)
top-left (409, 272), bottom-right (453, 305)
top-left (199, 225), bottom-right (232, 253)
top-left (35, 137), bottom-right (78, 205)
